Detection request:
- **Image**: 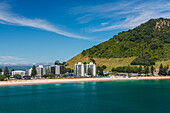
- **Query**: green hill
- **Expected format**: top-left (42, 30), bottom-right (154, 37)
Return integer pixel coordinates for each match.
top-left (67, 18), bottom-right (170, 70)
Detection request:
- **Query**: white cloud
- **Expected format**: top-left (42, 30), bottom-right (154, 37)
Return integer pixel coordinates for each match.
top-left (0, 56), bottom-right (25, 61)
top-left (101, 22), bottom-right (109, 26)
top-left (0, 62), bottom-right (54, 66)
top-left (70, 0), bottom-right (170, 32)
top-left (0, 2), bottom-right (90, 40)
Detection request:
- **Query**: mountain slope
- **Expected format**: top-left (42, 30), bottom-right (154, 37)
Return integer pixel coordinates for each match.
top-left (67, 18), bottom-right (170, 69)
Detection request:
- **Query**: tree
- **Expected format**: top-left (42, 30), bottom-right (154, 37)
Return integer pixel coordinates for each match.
top-left (42, 73), bottom-right (55, 79)
top-left (87, 68), bottom-right (93, 76)
top-left (144, 66), bottom-right (150, 76)
top-left (14, 74), bottom-right (22, 79)
top-left (126, 65), bottom-right (131, 77)
top-left (167, 65), bottom-right (169, 69)
top-left (55, 60), bottom-right (60, 65)
top-left (151, 65), bottom-right (154, 76)
top-left (111, 68), bottom-right (115, 72)
top-left (168, 70), bottom-right (170, 76)
top-left (63, 74), bottom-right (68, 78)
top-left (46, 67), bottom-right (50, 74)
top-left (31, 65), bottom-right (37, 78)
top-left (102, 65), bottom-right (107, 70)
top-left (4, 66), bottom-right (10, 79)
top-left (138, 65), bottom-right (142, 75)
top-left (62, 68), bottom-right (72, 74)
top-left (97, 66), bottom-right (104, 76)
top-left (0, 68), bottom-right (2, 72)
top-left (159, 64), bottom-right (164, 75)
top-left (90, 58), bottom-right (96, 64)
top-left (83, 62), bottom-right (87, 74)
top-left (163, 66), bottom-right (168, 76)
top-left (48, 73), bottom-right (55, 79)
top-left (42, 74), bottom-right (49, 78)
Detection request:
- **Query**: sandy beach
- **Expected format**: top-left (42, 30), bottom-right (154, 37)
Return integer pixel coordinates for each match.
top-left (0, 76), bottom-right (170, 86)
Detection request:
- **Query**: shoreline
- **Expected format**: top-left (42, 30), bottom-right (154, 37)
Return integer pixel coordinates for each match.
top-left (0, 76), bottom-right (170, 86)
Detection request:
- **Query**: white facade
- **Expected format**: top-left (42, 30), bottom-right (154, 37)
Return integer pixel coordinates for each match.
top-left (12, 70), bottom-right (25, 76)
top-left (86, 62), bottom-right (96, 76)
top-left (74, 62), bottom-right (85, 76)
top-left (48, 65), bottom-right (55, 75)
top-left (0, 72), bottom-right (4, 75)
top-left (27, 68), bottom-right (32, 76)
top-left (48, 65), bottom-right (65, 75)
top-left (27, 65), bottom-right (46, 78)
top-left (36, 65), bottom-right (46, 78)
top-left (55, 65), bottom-right (64, 75)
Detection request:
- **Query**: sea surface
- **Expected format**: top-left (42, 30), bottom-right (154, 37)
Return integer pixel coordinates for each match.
top-left (0, 79), bottom-right (170, 113)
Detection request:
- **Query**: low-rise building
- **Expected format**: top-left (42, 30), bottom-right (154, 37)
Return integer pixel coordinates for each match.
top-left (12, 70), bottom-right (25, 77)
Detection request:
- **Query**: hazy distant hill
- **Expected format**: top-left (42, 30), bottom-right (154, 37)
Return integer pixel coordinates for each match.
top-left (67, 18), bottom-right (170, 70)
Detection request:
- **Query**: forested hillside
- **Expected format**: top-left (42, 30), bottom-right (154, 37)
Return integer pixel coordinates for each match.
top-left (67, 18), bottom-right (170, 70)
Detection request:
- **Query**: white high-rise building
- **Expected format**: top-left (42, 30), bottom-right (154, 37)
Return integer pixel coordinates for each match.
top-left (27, 65), bottom-right (46, 78)
top-left (55, 65), bottom-right (65, 75)
top-left (86, 62), bottom-right (96, 76)
top-left (27, 68), bottom-right (32, 76)
top-left (74, 62), bottom-right (85, 76)
top-left (36, 65), bottom-right (46, 78)
top-left (48, 65), bottom-right (65, 75)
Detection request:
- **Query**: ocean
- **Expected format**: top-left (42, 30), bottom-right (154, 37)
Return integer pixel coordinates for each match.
top-left (0, 79), bottom-right (170, 113)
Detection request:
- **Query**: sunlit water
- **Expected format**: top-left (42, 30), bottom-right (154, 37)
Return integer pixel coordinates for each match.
top-left (0, 79), bottom-right (170, 113)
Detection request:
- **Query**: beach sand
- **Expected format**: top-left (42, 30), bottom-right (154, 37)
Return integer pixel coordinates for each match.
top-left (0, 76), bottom-right (170, 86)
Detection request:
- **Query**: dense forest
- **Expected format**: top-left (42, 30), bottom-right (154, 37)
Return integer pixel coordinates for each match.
top-left (82, 18), bottom-right (170, 66)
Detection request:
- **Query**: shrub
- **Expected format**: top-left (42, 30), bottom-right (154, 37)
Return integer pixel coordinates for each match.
top-left (14, 74), bottom-right (22, 79)
top-left (48, 74), bottom-right (55, 79)
top-left (0, 75), bottom-right (6, 81)
top-left (63, 74), bottom-right (68, 78)
top-left (42, 74), bottom-right (48, 78)
top-left (131, 53), bottom-right (155, 66)
top-left (42, 74), bottom-right (55, 79)
top-left (168, 70), bottom-right (170, 76)
top-left (23, 76), bottom-right (31, 80)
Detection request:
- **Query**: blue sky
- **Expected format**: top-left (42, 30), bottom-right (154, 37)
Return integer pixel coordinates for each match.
top-left (0, 0), bottom-right (169, 65)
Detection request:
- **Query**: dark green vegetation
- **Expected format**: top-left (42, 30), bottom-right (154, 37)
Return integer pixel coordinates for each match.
top-left (42, 73), bottom-right (55, 79)
top-left (159, 64), bottom-right (169, 75)
top-left (61, 68), bottom-right (74, 74)
top-left (82, 18), bottom-right (170, 66)
top-left (111, 64), bottom-right (169, 76)
top-left (0, 68), bottom-right (2, 72)
top-left (0, 75), bottom-right (6, 81)
top-left (4, 66), bottom-right (10, 79)
top-left (23, 76), bottom-right (31, 80)
top-left (31, 65), bottom-right (37, 78)
top-left (14, 74), bottom-right (22, 79)
top-left (96, 65), bottom-right (107, 76)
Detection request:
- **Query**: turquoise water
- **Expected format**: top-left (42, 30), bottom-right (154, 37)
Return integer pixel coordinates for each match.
top-left (0, 80), bottom-right (170, 113)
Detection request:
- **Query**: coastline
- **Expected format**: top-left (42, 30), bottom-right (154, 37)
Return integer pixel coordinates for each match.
top-left (0, 76), bottom-right (170, 86)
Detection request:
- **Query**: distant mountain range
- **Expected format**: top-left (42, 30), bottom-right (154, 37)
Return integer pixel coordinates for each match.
top-left (0, 62), bottom-right (54, 71)
top-left (67, 18), bottom-right (170, 70)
